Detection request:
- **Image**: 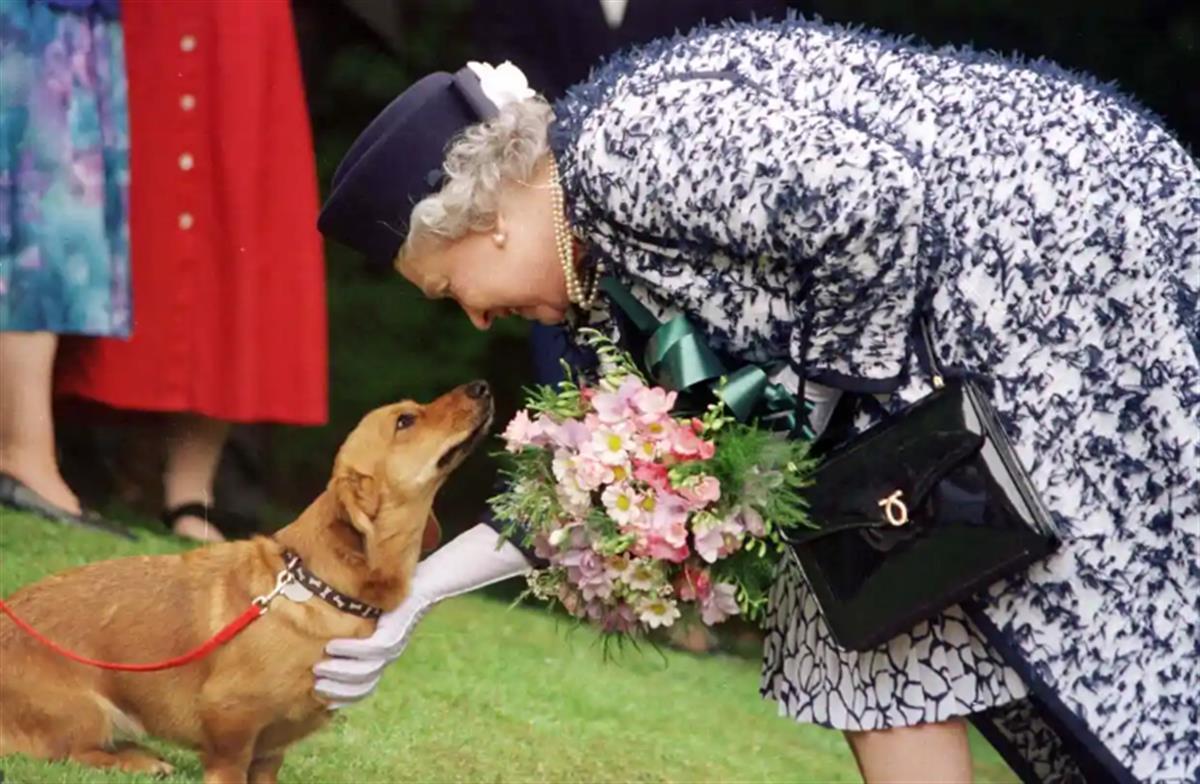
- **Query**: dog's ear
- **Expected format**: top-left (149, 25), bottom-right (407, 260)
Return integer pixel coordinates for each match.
top-left (333, 468), bottom-right (381, 542)
top-left (421, 511), bottom-right (442, 554)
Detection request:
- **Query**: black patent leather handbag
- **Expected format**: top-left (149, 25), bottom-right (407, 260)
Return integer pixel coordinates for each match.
top-left (786, 321), bottom-right (1059, 651)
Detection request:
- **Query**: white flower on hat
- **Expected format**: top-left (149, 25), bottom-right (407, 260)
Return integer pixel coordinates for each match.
top-left (466, 60), bottom-right (536, 109)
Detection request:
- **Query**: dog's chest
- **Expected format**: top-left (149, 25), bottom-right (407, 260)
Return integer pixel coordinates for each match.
top-left (256, 702), bottom-right (333, 755)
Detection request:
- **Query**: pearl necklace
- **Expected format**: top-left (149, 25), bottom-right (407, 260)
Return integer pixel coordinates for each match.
top-left (549, 158), bottom-right (598, 309)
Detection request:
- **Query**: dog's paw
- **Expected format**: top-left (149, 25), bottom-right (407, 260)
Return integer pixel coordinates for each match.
top-left (114, 749), bottom-right (176, 777)
top-left (145, 759), bottom-right (176, 778)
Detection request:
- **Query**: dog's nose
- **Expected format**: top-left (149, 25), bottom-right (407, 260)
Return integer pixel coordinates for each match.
top-left (465, 380), bottom-right (491, 400)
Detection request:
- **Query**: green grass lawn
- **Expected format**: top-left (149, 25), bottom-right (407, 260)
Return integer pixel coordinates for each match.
top-left (1, 510), bottom-right (1017, 783)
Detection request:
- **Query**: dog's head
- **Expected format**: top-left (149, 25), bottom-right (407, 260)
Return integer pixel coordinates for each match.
top-left (330, 381), bottom-right (493, 560)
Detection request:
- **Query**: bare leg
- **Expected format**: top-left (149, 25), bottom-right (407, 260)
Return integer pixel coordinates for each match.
top-left (0, 331), bottom-right (80, 513)
top-left (845, 718), bottom-right (973, 783)
top-left (164, 413), bottom-right (231, 542)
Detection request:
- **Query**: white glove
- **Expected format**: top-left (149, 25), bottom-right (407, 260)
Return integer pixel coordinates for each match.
top-left (312, 523), bottom-right (530, 708)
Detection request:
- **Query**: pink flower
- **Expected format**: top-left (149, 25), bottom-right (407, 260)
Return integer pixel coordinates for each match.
top-left (631, 386), bottom-right (677, 422)
top-left (693, 516), bottom-right (745, 563)
top-left (641, 416), bottom-right (674, 442)
top-left (671, 427), bottom-right (715, 461)
top-left (633, 461), bottom-right (671, 493)
top-left (679, 475), bottom-right (721, 508)
top-left (739, 505), bottom-right (766, 537)
top-left (601, 603), bottom-right (638, 634)
top-left (559, 547), bottom-right (614, 601)
top-left (699, 582), bottom-right (741, 625)
top-left (591, 377), bottom-right (644, 424)
top-left (579, 574), bottom-right (614, 601)
top-left (647, 533), bottom-right (690, 564)
top-left (502, 409), bottom-right (539, 450)
top-left (560, 419), bottom-right (591, 448)
top-left (649, 493), bottom-right (690, 538)
top-left (574, 457), bottom-right (612, 490)
top-left (674, 563), bottom-right (713, 602)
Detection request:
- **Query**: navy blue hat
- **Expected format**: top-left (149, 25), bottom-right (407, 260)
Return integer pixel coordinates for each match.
top-left (318, 66), bottom-right (502, 266)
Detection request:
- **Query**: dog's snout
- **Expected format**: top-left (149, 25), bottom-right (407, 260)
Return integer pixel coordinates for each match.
top-left (465, 380), bottom-right (491, 400)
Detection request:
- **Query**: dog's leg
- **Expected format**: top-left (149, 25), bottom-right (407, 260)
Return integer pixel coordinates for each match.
top-left (200, 709), bottom-right (258, 784)
top-left (247, 753), bottom-right (285, 784)
top-left (72, 745), bottom-right (176, 777)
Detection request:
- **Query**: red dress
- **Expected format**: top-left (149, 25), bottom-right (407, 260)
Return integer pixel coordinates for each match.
top-left (57, 0), bottom-right (327, 426)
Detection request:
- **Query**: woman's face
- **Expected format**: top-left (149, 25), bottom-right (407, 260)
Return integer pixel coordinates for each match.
top-left (398, 164), bottom-right (568, 331)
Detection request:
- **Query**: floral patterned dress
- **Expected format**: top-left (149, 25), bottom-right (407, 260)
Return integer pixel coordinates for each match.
top-left (548, 16), bottom-right (1199, 784)
top-left (0, 1), bottom-right (130, 336)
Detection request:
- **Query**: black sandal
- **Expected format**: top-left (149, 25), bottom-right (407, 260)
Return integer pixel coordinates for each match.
top-left (0, 472), bottom-right (136, 540)
top-left (162, 502), bottom-right (259, 541)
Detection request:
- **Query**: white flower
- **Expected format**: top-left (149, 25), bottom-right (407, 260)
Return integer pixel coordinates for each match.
top-left (624, 559), bottom-right (660, 592)
top-left (601, 483), bottom-right (641, 526)
top-left (636, 596), bottom-right (681, 629)
top-left (591, 426), bottom-right (632, 466)
top-left (466, 61), bottom-right (536, 109)
top-left (604, 554), bottom-right (633, 581)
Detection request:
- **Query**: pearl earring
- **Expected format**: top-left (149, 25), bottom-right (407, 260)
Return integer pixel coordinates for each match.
top-left (492, 231), bottom-right (507, 247)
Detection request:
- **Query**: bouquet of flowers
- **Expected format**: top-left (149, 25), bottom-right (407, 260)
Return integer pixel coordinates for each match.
top-left (490, 331), bottom-right (815, 637)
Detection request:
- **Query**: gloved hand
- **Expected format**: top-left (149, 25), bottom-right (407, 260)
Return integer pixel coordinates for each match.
top-left (313, 523), bottom-right (530, 708)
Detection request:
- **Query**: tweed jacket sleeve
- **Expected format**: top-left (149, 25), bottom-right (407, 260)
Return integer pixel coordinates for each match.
top-left (556, 72), bottom-right (927, 390)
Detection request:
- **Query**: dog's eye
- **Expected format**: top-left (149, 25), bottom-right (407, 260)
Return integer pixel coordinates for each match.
top-left (395, 413), bottom-right (417, 431)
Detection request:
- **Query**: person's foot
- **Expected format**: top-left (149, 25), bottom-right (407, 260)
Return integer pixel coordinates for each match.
top-left (0, 459), bottom-right (81, 514)
top-left (171, 513), bottom-right (227, 543)
top-left (0, 472), bottom-right (135, 539)
top-left (163, 502), bottom-right (227, 543)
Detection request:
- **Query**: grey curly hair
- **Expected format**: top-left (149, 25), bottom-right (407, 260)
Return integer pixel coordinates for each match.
top-left (398, 96), bottom-right (555, 264)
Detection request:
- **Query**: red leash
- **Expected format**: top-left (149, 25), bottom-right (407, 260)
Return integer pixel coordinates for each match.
top-left (0, 571), bottom-right (291, 672)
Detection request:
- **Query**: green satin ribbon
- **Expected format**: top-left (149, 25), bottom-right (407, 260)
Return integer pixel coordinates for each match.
top-left (600, 278), bottom-right (809, 435)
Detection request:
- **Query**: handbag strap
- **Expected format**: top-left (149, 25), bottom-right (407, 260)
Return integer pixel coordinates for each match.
top-left (792, 314), bottom-right (945, 439)
top-left (916, 317), bottom-right (946, 390)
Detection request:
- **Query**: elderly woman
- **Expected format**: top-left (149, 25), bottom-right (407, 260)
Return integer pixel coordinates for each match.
top-left (315, 17), bottom-right (1198, 784)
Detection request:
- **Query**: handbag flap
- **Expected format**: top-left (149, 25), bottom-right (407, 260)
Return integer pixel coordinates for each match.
top-left (804, 386), bottom-right (986, 535)
top-left (809, 431), bottom-right (983, 530)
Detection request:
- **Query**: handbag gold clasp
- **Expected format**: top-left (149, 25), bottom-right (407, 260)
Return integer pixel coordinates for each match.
top-left (878, 490), bottom-right (909, 527)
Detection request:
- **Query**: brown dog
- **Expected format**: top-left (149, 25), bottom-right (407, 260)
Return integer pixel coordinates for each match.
top-left (0, 381), bottom-right (493, 783)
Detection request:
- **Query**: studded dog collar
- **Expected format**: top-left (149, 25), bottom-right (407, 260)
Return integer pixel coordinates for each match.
top-left (281, 549), bottom-right (383, 620)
